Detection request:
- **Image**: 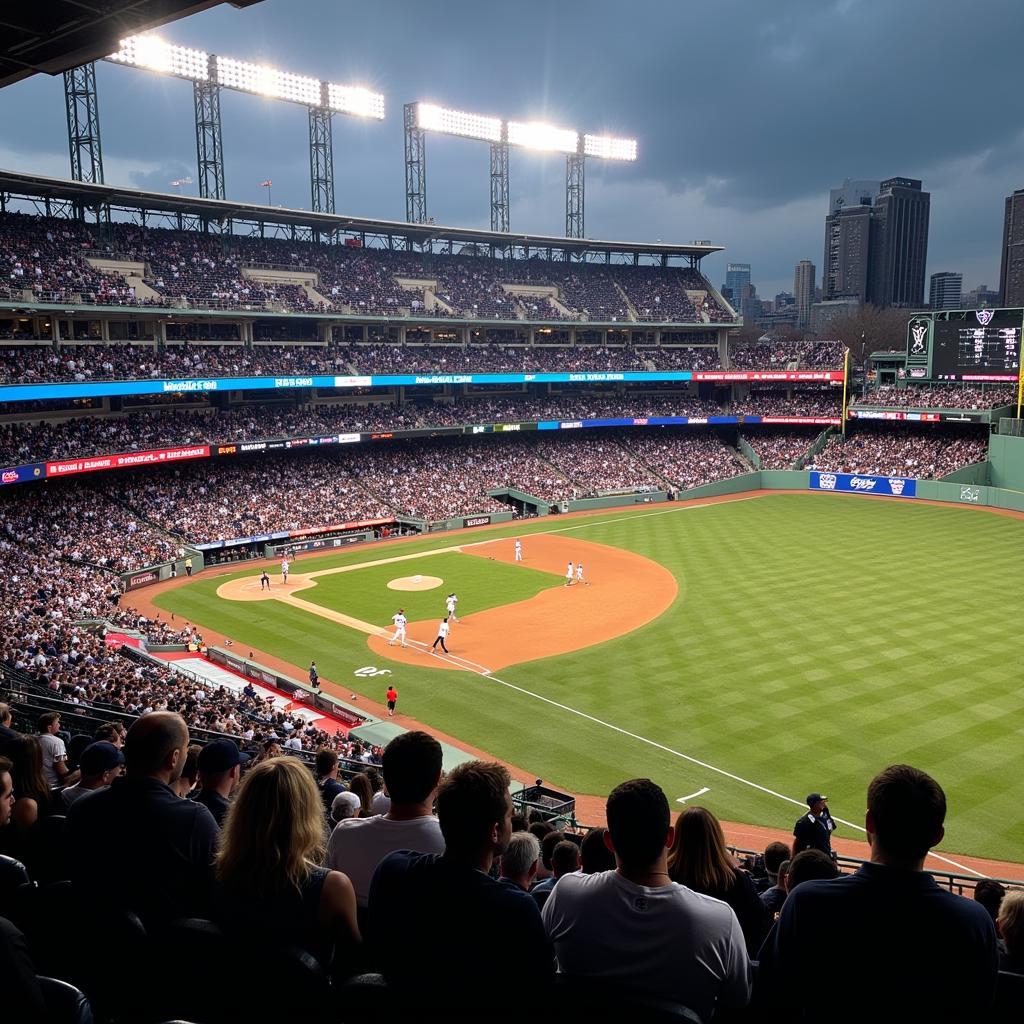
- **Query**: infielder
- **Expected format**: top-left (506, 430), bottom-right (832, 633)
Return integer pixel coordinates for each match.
top-left (431, 617), bottom-right (451, 654)
top-left (389, 608), bottom-right (408, 648)
top-left (514, 538), bottom-right (523, 562)
top-left (281, 557), bottom-right (290, 584)
top-left (565, 561), bottom-right (574, 586)
top-left (576, 562), bottom-right (587, 585)
top-left (446, 592), bottom-right (459, 622)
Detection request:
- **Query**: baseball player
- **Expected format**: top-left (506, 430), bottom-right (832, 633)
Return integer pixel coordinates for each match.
top-left (389, 608), bottom-right (408, 648)
top-left (576, 562), bottom-right (587, 585)
top-left (260, 570), bottom-right (270, 591)
top-left (446, 593), bottom-right (459, 623)
top-left (514, 538), bottom-right (523, 562)
top-left (431, 617), bottom-right (451, 654)
top-left (565, 561), bottom-right (574, 587)
top-left (281, 557), bottom-right (290, 584)
top-left (386, 685), bottom-right (398, 717)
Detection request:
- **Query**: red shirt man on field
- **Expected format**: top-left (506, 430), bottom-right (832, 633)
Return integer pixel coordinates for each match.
top-left (386, 686), bottom-right (398, 717)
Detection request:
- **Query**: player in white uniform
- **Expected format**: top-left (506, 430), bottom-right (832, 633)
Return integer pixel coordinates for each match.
top-left (446, 593), bottom-right (459, 622)
top-left (281, 558), bottom-right (290, 584)
top-left (431, 617), bottom-right (451, 654)
top-left (576, 562), bottom-right (586, 585)
top-left (565, 561), bottom-right (574, 586)
top-left (389, 609), bottom-right (408, 647)
top-left (514, 538), bottom-right (523, 561)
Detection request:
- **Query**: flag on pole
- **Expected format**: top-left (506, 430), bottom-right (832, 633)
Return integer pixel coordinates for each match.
top-left (259, 179), bottom-right (272, 187)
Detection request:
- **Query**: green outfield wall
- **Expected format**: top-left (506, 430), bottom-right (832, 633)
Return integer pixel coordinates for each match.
top-left (565, 491), bottom-right (669, 512)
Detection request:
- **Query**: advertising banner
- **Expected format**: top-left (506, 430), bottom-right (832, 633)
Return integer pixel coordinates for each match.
top-left (847, 410), bottom-right (942, 422)
top-left (692, 371), bottom-right (844, 382)
top-left (809, 471), bottom-right (917, 498)
top-left (46, 445), bottom-right (210, 477)
top-left (0, 462), bottom-right (45, 485)
top-left (125, 569), bottom-right (160, 590)
top-left (463, 515), bottom-right (492, 527)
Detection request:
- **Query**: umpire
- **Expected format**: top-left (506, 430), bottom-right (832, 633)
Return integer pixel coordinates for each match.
top-left (793, 792), bottom-right (837, 860)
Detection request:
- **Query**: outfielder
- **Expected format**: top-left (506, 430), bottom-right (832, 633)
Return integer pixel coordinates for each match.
top-left (514, 538), bottom-right (523, 562)
top-left (389, 608), bottom-right (408, 648)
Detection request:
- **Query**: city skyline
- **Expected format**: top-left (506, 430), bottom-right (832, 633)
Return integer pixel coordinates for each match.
top-left (0, 0), bottom-right (1020, 298)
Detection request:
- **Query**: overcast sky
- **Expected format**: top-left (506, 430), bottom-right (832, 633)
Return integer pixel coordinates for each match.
top-left (1, 0), bottom-right (1022, 297)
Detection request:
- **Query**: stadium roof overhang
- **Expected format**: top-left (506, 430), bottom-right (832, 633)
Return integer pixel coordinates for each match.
top-left (0, 168), bottom-right (724, 264)
top-left (0, 2), bottom-right (263, 88)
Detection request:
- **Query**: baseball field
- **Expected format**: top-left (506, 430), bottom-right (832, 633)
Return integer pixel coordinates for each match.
top-left (150, 491), bottom-right (1024, 864)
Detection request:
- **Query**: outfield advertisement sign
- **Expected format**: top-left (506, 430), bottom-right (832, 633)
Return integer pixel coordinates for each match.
top-left (46, 445), bottom-right (210, 477)
top-left (0, 462), bottom-right (45, 485)
top-left (809, 472), bottom-right (917, 498)
top-left (848, 409), bottom-right (978, 423)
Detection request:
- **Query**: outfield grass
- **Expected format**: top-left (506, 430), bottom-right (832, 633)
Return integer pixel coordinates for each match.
top-left (155, 494), bottom-right (1024, 862)
top-left (298, 550), bottom-right (562, 625)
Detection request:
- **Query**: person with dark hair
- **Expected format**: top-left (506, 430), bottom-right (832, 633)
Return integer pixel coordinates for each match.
top-left (0, 756), bottom-right (14, 829)
top-left (327, 730), bottom-right (445, 908)
top-left (0, 735), bottom-right (55, 853)
top-left (0, 702), bottom-right (17, 742)
top-left (68, 711), bottom-right (219, 925)
top-left (759, 764), bottom-right (998, 1019)
top-left (580, 826), bottom-right (616, 874)
top-left (785, 849), bottom-right (839, 891)
top-left (60, 741), bottom-right (124, 809)
top-left (530, 830), bottom-right (566, 899)
top-left (93, 721), bottom-right (126, 748)
top-left (973, 879), bottom-right (1006, 924)
top-left (174, 743), bottom-right (202, 798)
top-left (315, 747), bottom-right (344, 816)
top-left (542, 779), bottom-right (751, 1019)
top-left (761, 859), bottom-right (790, 917)
top-left (37, 711), bottom-right (78, 790)
top-left (193, 739), bottom-right (249, 828)
top-left (368, 760), bottom-right (553, 1005)
top-left (760, 840), bottom-right (791, 892)
top-left (528, 820), bottom-right (557, 880)
top-left (347, 772), bottom-right (374, 817)
top-left (667, 806), bottom-right (769, 954)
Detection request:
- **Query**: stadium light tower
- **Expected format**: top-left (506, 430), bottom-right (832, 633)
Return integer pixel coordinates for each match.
top-left (568, 133), bottom-right (638, 239)
top-left (63, 62), bottom-right (105, 185)
top-left (106, 35), bottom-right (385, 209)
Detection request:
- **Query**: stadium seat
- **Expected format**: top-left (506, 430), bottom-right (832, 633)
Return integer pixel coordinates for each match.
top-left (338, 973), bottom-right (392, 1022)
top-left (150, 918), bottom-right (235, 1023)
top-left (67, 733), bottom-right (93, 770)
top-left (552, 976), bottom-right (703, 1023)
top-left (992, 970), bottom-right (1024, 1021)
top-left (38, 975), bottom-right (94, 1024)
top-left (26, 814), bottom-right (70, 883)
top-left (0, 853), bottom-right (30, 903)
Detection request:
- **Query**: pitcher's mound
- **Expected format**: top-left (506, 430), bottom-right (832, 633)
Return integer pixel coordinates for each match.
top-left (388, 574), bottom-right (443, 592)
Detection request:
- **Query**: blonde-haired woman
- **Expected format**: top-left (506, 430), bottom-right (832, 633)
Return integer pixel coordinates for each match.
top-left (213, 756), bottom-right (360, 968)
top-left (667, 806), bottom-right (768, 955)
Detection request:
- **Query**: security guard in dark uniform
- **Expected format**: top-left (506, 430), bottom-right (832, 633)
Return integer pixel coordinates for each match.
top-left (793, 792), bottom-right (837, 860)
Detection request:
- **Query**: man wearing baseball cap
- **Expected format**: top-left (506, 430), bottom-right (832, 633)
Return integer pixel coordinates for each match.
top-left (792, 792), bottom-right (837, 860)
top-left (193, 739), bottom-right (249, 828)
top-left (61, 742), bottom-right (125, 809)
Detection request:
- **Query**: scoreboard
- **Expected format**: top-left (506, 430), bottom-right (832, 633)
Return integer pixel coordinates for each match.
top-left (929, 309), bottom-right (1022, 382)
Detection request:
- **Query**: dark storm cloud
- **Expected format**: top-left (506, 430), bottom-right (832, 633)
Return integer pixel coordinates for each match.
top-left (0, 0), bottom-right (1020, 295)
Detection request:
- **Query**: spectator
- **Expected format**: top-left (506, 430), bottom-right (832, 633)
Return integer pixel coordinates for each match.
top-left (530, 830), bottom-right (566, 901)
top-left (37, 712), bottom-right (77, 790)
top-left (367, 760), bottom-right (553, 1005)
top-left (499, 831), bottom-right (541, 892)
top-left (315, 748), bottom-right (345, 816)
top-left (331, 790), bottom-right (362, 823)
top-left (327, 730), bottom-right (444, 908)
top-left (758, 764), bottom-right (999, 1020)
top-left (579, 825), bottom-right (616, 874)
top-left (347, 772), bottom-right (374, 817)
top-left (785, 848), bottom-right (839, 891)
top-left (532, 839), bottom-right (581, 910)
top-left (0, 918), bottom-right (47, 1021)
top-left (0, 756), bottom-right (13, 829)
top-left (93, 722), bottom-right (126, 748)
top-left (60, 741), bottom-right (124, 809)
top-left (0, 702), bottom-right (16, 742)
top-left (193, 738), bottom-right (249, 828)
top-left (174, 743), bottom-right (202, 799)
top-left (213, 756), bottom-right (360, 970)
top-left (0, 736), bottom-right (55, 842)
top-left (973, 878), bottom-right (1006, 924)
top-left (68, 711), bottom-right (219, 925)
top-left (760, 840), bottom-right (791, 893)
top-left (997, 890), bottom-right (1024, 974)
top-left (667, 806), bottom-right (769, 954)
top-left (541, 779), bottom-right (751, 1017)
top-left (761, 859), bottom-right (790, 917)
top-left (365, 766), bottom-right (389, 815)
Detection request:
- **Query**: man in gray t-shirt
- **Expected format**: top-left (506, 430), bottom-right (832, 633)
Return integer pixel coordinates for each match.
top-left (542, 780), bottom-right (751, 1020)
top-left (38, 712), bottom-right (78, 790)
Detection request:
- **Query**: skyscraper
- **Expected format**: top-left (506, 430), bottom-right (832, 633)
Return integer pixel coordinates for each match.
top-left (793, 260), bottom-right (816, 329)
top-left (867, 178), bottom-right (930, 308)
top-left (725, 263), bottom-right (751, 314)
top-left (823, 180), bottom-right (877, 303)
top-left (1000, 188), bottom-right (1024, 308)
top-left (928, 272), bottom-right (962, 310)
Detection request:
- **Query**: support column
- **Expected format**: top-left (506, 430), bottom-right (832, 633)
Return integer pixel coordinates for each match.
top-left (565, 152), bottom-right (585, 239)
top-left (489, 140), bottom-right (510, 233)
top-left (194, 56), bottom-right (225, 200)
top-left (64, 63), bottom-right (104, 184)
top-left (309, 98), bottom-right (335, 213)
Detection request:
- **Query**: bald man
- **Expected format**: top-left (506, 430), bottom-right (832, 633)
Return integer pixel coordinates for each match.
top-left (68, 712), bottom-right (219, 925)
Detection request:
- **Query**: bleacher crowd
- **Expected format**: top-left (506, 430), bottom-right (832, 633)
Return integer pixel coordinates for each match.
top-left (854, 384), bottom-right (1017, 409)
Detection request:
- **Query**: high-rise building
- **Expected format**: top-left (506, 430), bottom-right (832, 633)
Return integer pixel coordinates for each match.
top-left (794, 260), bottom-right (816, 329)
top-left (823, 203), bottom-right (873, 302)
top-left (867, 177), bottom-right (930, 308)
top-left (739, 282), bottom-right (761, 322)
top-left (725, 263), bottom-right (751, 315)
top-left (928, 272), bottom-right (962, 310)
top-left (1000, 188), bottom-right (1024, 308)
top-left (828, 179), bottom-right (880, 215)
top-left (964, 283), bottom-right (1000, 309)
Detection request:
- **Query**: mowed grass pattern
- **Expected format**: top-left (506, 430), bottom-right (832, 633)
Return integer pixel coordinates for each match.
top-left (155, 494), bottom-right (1024, 862)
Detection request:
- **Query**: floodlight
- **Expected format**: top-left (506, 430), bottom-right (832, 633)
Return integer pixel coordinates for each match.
top-left (507, 120), bottom-right (579, 154)
top-left (108, 35), bottom-right (209, 81)
top-left (583, 134), bottom-right (638, 161)
top-left (328, 84), bottom-right (386, 119)
top-left (417, 103), bottom-right (502, 142)
top-left (215, 55), bottom-right (320, 105)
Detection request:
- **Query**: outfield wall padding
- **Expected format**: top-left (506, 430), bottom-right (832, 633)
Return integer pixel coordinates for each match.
top-left (565, 491), bottom-right (668, 512)
top-left (938, 462), bottom-right (990, 485)
top-left (989, 434), bottom-right (1024, 491)
top-left (676, 473), bottom-right (760, 501)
